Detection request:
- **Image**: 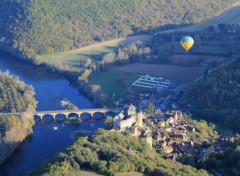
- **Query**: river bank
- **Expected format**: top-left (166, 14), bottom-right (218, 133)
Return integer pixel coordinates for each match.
top-left (0, 115), bottom-right (35, 166)
top-left (0, 51), bottom-right (98, 107)
top-left (0, 52), bottom-right (98, 176)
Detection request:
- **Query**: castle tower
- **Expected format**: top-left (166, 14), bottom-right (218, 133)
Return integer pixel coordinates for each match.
top-left (145, 133), bottom-right (152, 149)
top-left (178, 112), bottom-right (183, 120)
top-left (174, 111), bottom-right (178, 121)
top-left (136, 110), bottom-right (143, 127)
top-left (128, 104), bottom-right (136, 116)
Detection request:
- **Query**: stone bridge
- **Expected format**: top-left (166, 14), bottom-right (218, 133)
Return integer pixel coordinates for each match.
top-left (0, 108), bottom-right (120, 122)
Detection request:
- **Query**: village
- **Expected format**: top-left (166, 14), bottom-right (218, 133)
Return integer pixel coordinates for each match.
top-left (111, 74), bottom-right (239, 174)
top-left (111, 102), bottom-right (236, 168)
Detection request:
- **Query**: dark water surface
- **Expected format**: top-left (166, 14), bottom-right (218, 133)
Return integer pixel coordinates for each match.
top-left (0, 52), bottom-right (102, 176)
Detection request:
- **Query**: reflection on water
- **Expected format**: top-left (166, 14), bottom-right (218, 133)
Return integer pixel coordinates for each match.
top-left (0, 122), bottom-right (104, 176)
top-left (0, 52), bottom-right (94, 111)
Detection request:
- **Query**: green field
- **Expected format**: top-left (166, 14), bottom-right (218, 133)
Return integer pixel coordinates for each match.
top-left (90, 71), bottom-right (141, 105)
top-left (41, 35), bottom-right (152, 69)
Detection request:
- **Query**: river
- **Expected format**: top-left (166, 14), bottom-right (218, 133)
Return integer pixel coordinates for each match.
top-left (0, 52), bottom-right (104, 176)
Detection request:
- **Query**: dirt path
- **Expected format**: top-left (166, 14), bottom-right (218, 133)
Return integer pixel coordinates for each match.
top-left (64, 35), bottom-right (152, 55)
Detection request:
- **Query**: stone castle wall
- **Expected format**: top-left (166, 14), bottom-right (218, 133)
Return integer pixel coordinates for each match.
top-left (115, 115), bottom-right (136, 130)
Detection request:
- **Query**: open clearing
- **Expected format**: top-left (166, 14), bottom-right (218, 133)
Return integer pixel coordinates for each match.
top-left (41, 35), bottom-right (152, 68)
top-left (112, 63), bottom-right (205, 81)
top-left (158, 2), bottom-right (240, 33)
top-left (170, 54), bottom-right (225, 64)
top-left (90, 71), bottom-right (141, 105)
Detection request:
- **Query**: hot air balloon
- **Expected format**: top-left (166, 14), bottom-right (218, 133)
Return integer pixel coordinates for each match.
top-left (180, 36), bottom-right (194, 53)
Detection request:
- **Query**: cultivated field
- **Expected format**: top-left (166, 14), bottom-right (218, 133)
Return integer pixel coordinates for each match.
top-left (112, 63), bottom-right (205, 81)
top-left (158, 2), bottom-right (240, 33)
top-left (41, 35), bottom-right (152, 68)
top-left (170, 54), bottom-right (225, 64)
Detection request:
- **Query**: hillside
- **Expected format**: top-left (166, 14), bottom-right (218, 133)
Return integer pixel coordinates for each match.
top-left (26, 129), bottom-right (208, 176)
top-left (183, 57), bottom-right (240, 131)
top-left (159, 2), bottom-right (240, 33)
top-left (0, 0), bottom-right (235, 58)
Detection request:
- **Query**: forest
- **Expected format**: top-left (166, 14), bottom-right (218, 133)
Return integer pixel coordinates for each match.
top-left (26, 129), bottom-right (208, 176)
top-left (183, 57), bottom-right (240, 131)
top-left (0, 71), bottom-right (37, 164)
top-left (0, 70), bottom-right (37, 113)
top-left (0, 0), bottom-right (235, 58)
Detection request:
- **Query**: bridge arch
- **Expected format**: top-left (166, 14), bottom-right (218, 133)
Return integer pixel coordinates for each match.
top-left (93, 112), bottom-right (104, 120)
top-left (55, 113), bottom-right (67, 122)
top-left (105, 111), bottom-right (117, 118)
top-left (67, 112), bottom-right (80, 119)
top-left (80, 112), bottom-right (92, 121)
top-left (42, 114), bottom-right (55, 123)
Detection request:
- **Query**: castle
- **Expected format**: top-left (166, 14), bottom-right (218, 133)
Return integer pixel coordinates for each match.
top-left (113, 104), bottom-right (152, 148)
top-left (114, 104), bottom-right (143, 130)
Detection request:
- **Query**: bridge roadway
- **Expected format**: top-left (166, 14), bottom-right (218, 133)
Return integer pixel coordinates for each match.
top-left (0, 108), bottom-right (121, 121)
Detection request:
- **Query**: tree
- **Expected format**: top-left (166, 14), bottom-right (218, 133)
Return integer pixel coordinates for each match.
top-left (147, 102), bottom-right (155, 116)
top-left (104, 116), bottom-right (113, 130)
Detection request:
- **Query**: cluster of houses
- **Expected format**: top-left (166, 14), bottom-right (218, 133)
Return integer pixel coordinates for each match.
top-left (152, 111), bottom-right (199, 160)
top-left (151, 110), bottom-right (239, 163)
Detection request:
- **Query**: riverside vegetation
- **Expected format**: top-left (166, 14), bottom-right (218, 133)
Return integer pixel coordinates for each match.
top-left (0, 71), bottom-right (37, 164)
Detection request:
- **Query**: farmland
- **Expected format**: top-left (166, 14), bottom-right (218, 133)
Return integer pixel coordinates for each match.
top-left (170, 54), bottom-right (225, 65)
top-left (112, 63), bottom-right (205, 81)
top-left (41, 35), bottom-right (152, 69)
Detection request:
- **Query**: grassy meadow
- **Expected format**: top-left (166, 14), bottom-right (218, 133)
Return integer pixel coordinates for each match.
top-left (41, 35), bottom-right (152, 69)
top-left (89, 71), bottom-right (141, 104)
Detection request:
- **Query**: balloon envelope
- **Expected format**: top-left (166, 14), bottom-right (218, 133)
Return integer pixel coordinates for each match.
top-left (180, 36), bottom-right (194, 52)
